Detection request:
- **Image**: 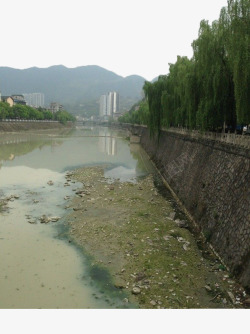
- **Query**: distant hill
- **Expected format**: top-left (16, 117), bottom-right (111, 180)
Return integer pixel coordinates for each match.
top-left (0, 65), bottom-right (146, 116)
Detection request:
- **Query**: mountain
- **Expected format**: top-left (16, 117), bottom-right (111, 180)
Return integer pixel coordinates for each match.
top-left (0, 65), bottom-right (146, 116)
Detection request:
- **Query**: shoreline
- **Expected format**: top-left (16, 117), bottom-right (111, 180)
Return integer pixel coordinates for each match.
top-left (0, 121), bottom-right (74, 133)
top-left (64, 165), bottom-right (246, 309)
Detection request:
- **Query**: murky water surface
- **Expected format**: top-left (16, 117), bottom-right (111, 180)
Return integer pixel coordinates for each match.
top-left (0, 127), bottom-right (153, 308)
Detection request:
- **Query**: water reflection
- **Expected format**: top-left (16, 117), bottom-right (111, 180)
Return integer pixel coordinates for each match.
top-left (98, 129), bottom-right (117, 156)
top-left (0, 133), bottom-right (62, 166)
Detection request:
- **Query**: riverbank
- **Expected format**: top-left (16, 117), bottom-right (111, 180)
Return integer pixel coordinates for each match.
top-left (65, 165), bottom-right (247, 309)
top-left (0, 121), bottom-right (73, 132)
top-left (118, 124), bottom-right (250, 290)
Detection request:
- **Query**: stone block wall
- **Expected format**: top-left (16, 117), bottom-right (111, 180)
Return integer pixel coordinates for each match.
top-left (131, 125), bottom-right (250, 289)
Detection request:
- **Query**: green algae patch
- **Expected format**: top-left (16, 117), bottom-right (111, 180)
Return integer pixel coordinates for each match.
top-left (65, 166), bottom-right (243, 309)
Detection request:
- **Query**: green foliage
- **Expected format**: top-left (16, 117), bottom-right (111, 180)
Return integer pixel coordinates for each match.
top-left (55, 110), bottom-right (76, 124)
top-left (0, 102), bottom-right (10, 119)
top-left (0, 65), bottom-right (145, 117)
top-left (143, 77), bottom-right (167, 137)
top-left (118, 100), bottom-right (149, 125)
top-left (0, 102), bottom-right (75, 123)
top-left (119, 0), bottom-right (249, 133)
top-left (226, 0), bottom-right (250, 123)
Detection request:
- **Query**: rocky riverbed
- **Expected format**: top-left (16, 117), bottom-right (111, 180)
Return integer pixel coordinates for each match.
top-left (62, 166), bottom-right (248, 308)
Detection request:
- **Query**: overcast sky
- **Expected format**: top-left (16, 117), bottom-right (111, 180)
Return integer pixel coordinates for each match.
top-left (1, 0), bottom-right (228, 80)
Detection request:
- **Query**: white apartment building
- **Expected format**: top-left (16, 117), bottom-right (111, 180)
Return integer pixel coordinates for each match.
top-left (99, 95), bottom-right (107, 117)
top-left (100, 92), bottom-right (119, 118)
top-left (23, 93), bottom-right (45, 108)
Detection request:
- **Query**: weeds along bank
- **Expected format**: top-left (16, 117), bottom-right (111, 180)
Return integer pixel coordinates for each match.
top-left (0, 121), bottom-right (74, 132)
top-left (126, 124), bottom-right (250, 290)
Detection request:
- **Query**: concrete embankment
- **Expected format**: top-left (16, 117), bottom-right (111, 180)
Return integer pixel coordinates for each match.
top-left (0, 121), bottom-right (73, 132)
top-left (125, 125), bottom-right (250, 290)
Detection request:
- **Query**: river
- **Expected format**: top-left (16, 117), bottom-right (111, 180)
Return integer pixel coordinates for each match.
top-left (0, 126), bottom-right (153, 309)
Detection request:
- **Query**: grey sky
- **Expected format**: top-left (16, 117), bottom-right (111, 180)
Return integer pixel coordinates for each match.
top-left (1, 0), bottom-right (228, 80)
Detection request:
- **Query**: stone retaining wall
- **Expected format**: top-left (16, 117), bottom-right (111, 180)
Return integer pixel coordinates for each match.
top-left (128, 125), bottom-right (250, 289)
top-left (0, 121), bottom-right (73, 132)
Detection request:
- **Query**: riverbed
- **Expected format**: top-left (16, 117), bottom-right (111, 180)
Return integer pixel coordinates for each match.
top-left (0, 127), bottom-right (151, 308)
top-left (0, 126), bottom-right (245, 308)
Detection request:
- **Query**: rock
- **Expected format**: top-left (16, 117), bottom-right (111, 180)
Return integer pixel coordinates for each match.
top-left (13, 195), bottom-right (20, 199)
top-left (168, 212), bottom-right (176, 220)
top-left (123, 298), bottom-right (129, 303)
top-left (175, 219), bottom-right (188, 228)
top-left (227, 291), bottom-right (236, 304)
top-left (50, 216), bottom-right (61, 222)
top-left (150, 300), bottom-right (157, 306)
top-left (28, 220), bottom-right (36, 224)
top-left (75, 190), bottom-right (84, 195)
top-left (183, 243), bottom-right (189, 251)
top-left (40, 215), bottom-right (51, 224)
top-left (9, 153), bottom-right (15, 160)
top-left (163, 235), bottom-right (172, 241)
top-left (204, 285), bottom-right (212, 292)
top-left (47, 180), bottom-right (54, 186)
top-left (73, 207), bottom-right (82, 211)
top-left (135, 272), bottom-right (146, 282)
top-left (115, 284), bottom-right (125, 289)
top-left (132, 287), bottom-right (141, 295)
top-left (243, 298), bottom-right (250, 307)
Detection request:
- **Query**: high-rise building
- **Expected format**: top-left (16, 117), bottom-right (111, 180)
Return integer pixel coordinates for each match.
top-left (99, 95), bottom-right (107, 116)
top-left (23, 93), bottom-right (45, 108)
top-left (113, 91), bottom-right (119, 114)
top-left (100, 92), bottom-right (119, 118)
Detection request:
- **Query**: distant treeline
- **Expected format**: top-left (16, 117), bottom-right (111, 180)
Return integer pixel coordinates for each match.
top-left (0, 102), bottom-right (75, 124)
top-left (119, 0), bottom-right (249, 135)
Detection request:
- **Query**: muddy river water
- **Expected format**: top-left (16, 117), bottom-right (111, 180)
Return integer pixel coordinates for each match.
top-left (0, 126), bottom-right (153, 309)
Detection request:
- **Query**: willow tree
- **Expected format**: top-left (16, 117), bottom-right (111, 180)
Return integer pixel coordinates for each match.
top-left (192, 17), bottom-right (236, 130)
top-left (128, 0), bottom-right (249, 133)
top-left (225, 0), bottom-right (250, 124)
top-left (143, 77), bottom-right (167, 137)
top-left (162, 56), bottom-right (197, 128)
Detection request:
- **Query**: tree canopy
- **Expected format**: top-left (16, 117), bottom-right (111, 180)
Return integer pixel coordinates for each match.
top-left (119, 0), bottom-right (249, 136)
top-left (0, 102), bottom-right (75, 123)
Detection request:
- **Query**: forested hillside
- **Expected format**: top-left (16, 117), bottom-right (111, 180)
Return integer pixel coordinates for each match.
top-left (120, 0), bottom-right (250, 135)
top-left (0, 65), bottom-right (145, 116)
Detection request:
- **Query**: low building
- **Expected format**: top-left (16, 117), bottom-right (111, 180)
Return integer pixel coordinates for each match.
top-left (50, 102), bottom-right (64, 113)
top-left (1, 94), bottom-right (26, 106)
